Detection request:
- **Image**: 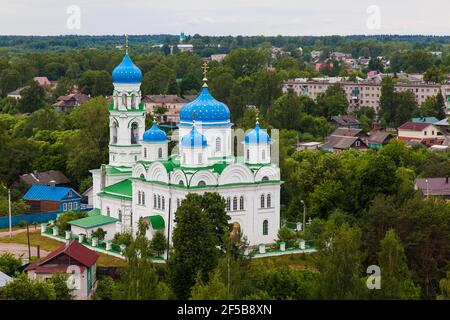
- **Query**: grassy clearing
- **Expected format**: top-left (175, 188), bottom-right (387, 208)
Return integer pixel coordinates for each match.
top-left (249, 252), bottom-right (317, 272)
top-left (0, 230), bottom-right (126, 267)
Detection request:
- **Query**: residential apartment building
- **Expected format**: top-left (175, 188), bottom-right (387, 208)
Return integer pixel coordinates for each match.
top-left (142, 94), bottom-right (196, 123)
top-left (283, 79), bottom-right (450, 114)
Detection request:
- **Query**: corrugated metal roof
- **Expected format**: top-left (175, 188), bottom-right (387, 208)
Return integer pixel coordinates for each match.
top-left (68, 215), bottom-right (119, 229)
top-left (0, 271), bottom-right (12, 287)
top-left (398, 122), bottom-right (431, 131)
top-left (23, 185), bottom-right (80, 201)
top-left (26, 241), bottom-right (99, 269)
top-left (102, 179), bottom-right (132, 197)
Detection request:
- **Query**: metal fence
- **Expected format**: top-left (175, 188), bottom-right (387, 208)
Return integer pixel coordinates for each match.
top-left (0, 211), bottom-right (60, 229)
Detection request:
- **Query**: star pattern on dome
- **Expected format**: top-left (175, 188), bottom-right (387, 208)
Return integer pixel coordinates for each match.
top-left (112, 53), bottom-right (142, 84)
top-left (180, 87), bottom-right (230, 124)
top-left (142, 122), bottom-right (167, 142)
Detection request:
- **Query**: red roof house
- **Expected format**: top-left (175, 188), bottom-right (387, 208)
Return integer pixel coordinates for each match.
top-left (26, 241), bottom-right (99, 299)
top-left (397, 121), bottom-right (444, 146)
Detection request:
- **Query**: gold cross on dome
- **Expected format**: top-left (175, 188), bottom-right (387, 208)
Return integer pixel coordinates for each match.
top-left (201, 62), bottom-right (209, 82)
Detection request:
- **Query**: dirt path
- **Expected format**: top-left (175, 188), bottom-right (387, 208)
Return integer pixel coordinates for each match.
top-left (0, 227), bottom-right (40, 238)
top-left (0, 243), bottom-right (49, 259)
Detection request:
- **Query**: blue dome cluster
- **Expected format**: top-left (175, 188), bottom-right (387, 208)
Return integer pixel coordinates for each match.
top-left (181, 126), bottom-right (208, 148)
top-left (112, 54), bottom-right (142, 84)
top-left (180, 87), bottom-right (230, 125)
top-left (142, 122), bottom-right (167, 143)
top-left (245, 123), bottom-right (270, 144)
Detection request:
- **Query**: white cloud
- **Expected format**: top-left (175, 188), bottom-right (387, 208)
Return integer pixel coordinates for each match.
top-left (0, 0), bottom-right (448, 36)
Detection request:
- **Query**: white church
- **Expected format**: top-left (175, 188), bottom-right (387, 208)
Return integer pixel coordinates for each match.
top-left (74, 49), bottom-right (281, 246)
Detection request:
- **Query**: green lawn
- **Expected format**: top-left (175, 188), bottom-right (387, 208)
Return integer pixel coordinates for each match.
top-left (0, 229), bottom-right (125, 267)
top-left (250, 252), bottom-right (317, 271)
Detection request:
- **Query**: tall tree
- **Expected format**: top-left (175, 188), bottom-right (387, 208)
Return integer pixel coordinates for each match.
top-left (118, 218), bottom-right (170, 300)
top-left (141, 63), bottom-right (177, 95)
top-left (18, 79), bottom-right (47, 113)
top-left (374, 229), bottom-right (420, 299)
top-left (316, 222), bottom-right (365, 299)
top-left (379, 77), bottom-right (396, 127)
top-left (168, 193), bottom-right (220, 299)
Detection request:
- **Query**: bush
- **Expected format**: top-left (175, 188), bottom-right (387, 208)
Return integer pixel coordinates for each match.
top-left (57, 211), bottom-right (88, 236)
top-left (93, 276), bottom-right (115, 300)
top-left (0, 252), bottom-right (22, 275)
top-left (113, 232), bottom-right (132, 246)
top-left (150, 231), bottom-right (167, 257)
top-left (91, 228), bottom-right (107, 242)
top-left (18, 220), bottom-right (27, 228)
top-left (277, 226), bottom-right (299, 248)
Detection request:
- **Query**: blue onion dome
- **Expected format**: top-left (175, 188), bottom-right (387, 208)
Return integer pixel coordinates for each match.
top-left (142, 121), bottom-right (167, 142)
top-left (179, 86), bottom-right (230, 126)
top-left (112, 53), bottom-right (142, 84)
top-left (181, 124), bottom-right (208, 148)
top-left (245, 122), bottom-right (270, 144)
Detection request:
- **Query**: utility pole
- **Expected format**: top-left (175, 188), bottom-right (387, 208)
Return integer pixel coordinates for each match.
top-left (26, 223), bottom-right (31, 260)
top-left (8, 188), bottom-right (12, 239)
top-left (300, 200), bottom-right (306, 232)
top-left (166, 198), bottom-right (171, 261)
top-left (2, 185), bottom-right (12, 239)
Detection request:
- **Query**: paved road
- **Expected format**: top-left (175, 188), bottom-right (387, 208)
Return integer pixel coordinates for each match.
top-left (0, 243), bottom-right (49, 259)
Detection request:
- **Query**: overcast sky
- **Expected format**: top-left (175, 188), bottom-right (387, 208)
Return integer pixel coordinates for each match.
top-left (0, 0), bottom-right (448, 36)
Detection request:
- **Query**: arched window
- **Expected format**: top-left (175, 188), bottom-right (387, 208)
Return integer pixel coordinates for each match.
top-left (111, 122), bottom-right (118, 144)
top-left (182, 153), bottom-right (186, 164)
top-left (144, 148), bottom-right (147, 158)
top-left (260, 194), bottom-right (265, 208)
top-left (142, 191), bottom-right (145, 206)
top-left (239, 196), bottom-right (244, 210)
top-left (233, 196), bottom-right (238, 211)
top-left (106, 207), bottom-right (110, 217)
top-left (158, 195), bottom-right (161, 209)
top-left (263, 220), bottom-right (269, 235)
top-left (140, 173), bottom-right (145, 180)
top-left (267, 193), bottom-right (271, 208)
top-left (131, 122), bottom-right (138, 144)
top-left (247, 149), bottom-right (250, 161)
top-left (198, 153), bottom-right (202, 163)
top-left (131, 93), bottom-right (136, 109)
top-left (121, 93), bottom-right (127, 107)
top-left (262, 149), bottom-right (266, 160)
top-left (138, 191), bottom-right (141, 205)
top-left (118, 209), bottom-right (122, 222)
top-left (153, 194), bottom-right (157, 208)
top-left (215, 137), bottom-right (221, 152)
top-left (158, 147), bottom-right (163, 159)
top-left (162, 196), bottom-right (165, 210)
top-left (178, 180), bottom-right (184, 186)
top-left (262, 176), bottom-right (269, 181)
top-left (226, 197), bottom-right (231, 211)
top-left (198, 180), bottom-right (206, 187)
top-left (177, 198), bottom-right (180, 208)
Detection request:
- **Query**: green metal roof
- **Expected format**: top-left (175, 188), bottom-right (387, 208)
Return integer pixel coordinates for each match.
top-left (102, 179), bottom-right (132, 196)
top-left (68, 215), bottom-right (119, 229)
top-left (88, 208), bottom-right (101, 217)
top-left (146, 215), bottom-right (165, 230)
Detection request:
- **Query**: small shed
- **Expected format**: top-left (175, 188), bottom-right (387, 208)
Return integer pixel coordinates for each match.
top-left (69, 210), bottom-right (119, 241)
